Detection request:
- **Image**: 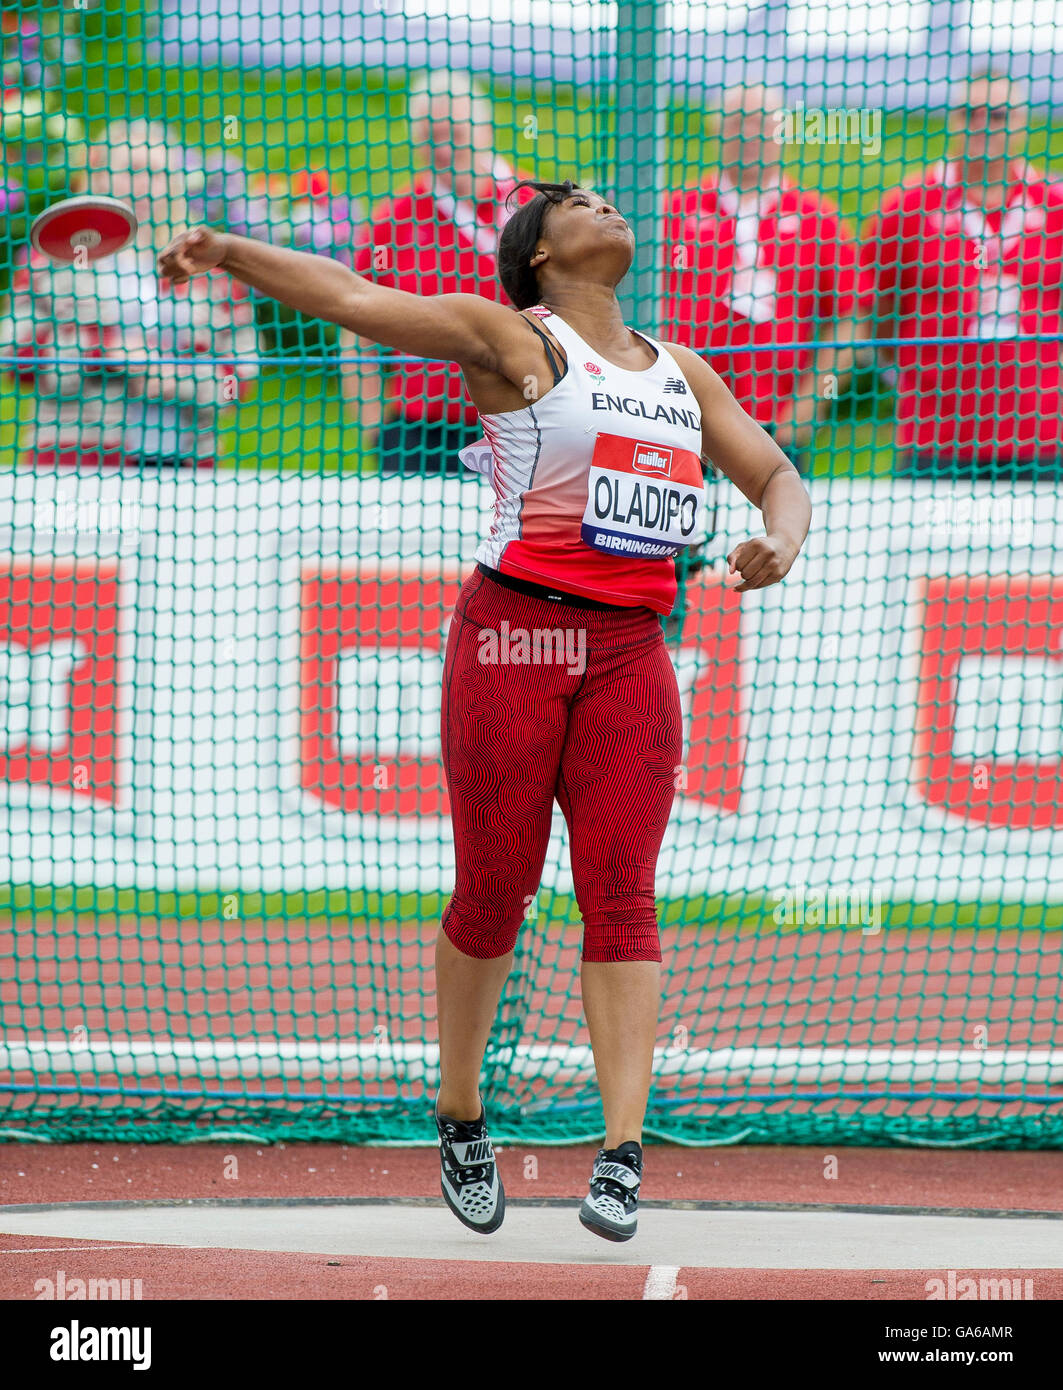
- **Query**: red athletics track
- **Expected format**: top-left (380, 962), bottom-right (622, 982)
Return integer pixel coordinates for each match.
top-left (1, 1144), bottom-right (1062, 1299)
top-left (3, 915), bottom-right (1063, 1297)
top-left (3, 917), bottom-right (1060, 1091)
top-left (5, 918), bottom-right (1061, 1050)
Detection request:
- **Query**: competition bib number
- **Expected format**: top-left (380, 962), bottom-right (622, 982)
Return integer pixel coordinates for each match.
top-left (581, 432), bottom-right (704, 559)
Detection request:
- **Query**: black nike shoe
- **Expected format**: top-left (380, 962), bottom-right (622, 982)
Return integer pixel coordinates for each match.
top-left (579, 1140), bottom-right (643, 1241)
top-left (435, 1094), bottom-right (505, 1234)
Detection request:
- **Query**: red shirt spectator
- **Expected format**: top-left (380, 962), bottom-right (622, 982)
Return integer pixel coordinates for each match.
top-left (352, 159), bottom-right (533, 428)
top-left (663, 173), bottom-right (864, 427)
top-left (861, 158), bottom-right (1063, 464)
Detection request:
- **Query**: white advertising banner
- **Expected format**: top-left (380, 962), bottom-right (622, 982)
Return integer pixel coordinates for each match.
top-left (0, 469), bottom-right (1060, 901)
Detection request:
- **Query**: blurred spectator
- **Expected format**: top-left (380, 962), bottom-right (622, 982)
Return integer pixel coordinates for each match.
top-left (862, 67), bottom-right (1063, 479)
top-left (663, 84), bottom-right (869, 472)
top-left (272, 169), bottom-right (362, 262)
top-left (184, 153), bottom-right (361, 260)
top-left (0, 7), bottom-right (86, 208)
top-left (0, 138), bottom-right (24, 217)
top-left (183, 151), bottom-right (364, 357)
top-left (182, 145), bottom-right (273, 242)
top-left (0, 90), bottom-right (85, 200)
top-left (340, 69), bottom-right (534, 476)
top-left (0, 119), bottom-right (258, 469)
top-left (0, 151), bottom-right (25, 288)
top-left (0, 169), bottom-right (21, 214)
top-left (1, 5), bottom-right (80, 95)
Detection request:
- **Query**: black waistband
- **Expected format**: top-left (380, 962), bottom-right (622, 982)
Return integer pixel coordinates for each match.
top-left (476, 563), bottom-right (629, 611)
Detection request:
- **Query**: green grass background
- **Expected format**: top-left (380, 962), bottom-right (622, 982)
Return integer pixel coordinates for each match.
top-left (3, 884), bottom-right (1062, 933)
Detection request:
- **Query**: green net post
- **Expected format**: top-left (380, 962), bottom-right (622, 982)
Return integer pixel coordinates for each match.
top-left (611, 0), bottom-right (666, 334)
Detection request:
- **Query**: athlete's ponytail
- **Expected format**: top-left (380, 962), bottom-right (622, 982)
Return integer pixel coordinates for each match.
top-left (497, 179), bottom-right (577, 309)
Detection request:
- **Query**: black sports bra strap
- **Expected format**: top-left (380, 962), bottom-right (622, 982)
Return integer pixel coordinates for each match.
top-left (521, 314), bottom-right (566, 387)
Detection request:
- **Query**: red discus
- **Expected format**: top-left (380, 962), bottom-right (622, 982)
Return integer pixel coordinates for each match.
top-left (30, 195), bottom-right (138, 263)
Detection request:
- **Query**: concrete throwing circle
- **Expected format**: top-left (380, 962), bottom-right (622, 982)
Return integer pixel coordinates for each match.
top-left (2, 1198), bottom-right (1061, 1269)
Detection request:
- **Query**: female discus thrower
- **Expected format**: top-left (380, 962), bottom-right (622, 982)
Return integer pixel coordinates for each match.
top-left (158, 180), bottom-right (810, 1242)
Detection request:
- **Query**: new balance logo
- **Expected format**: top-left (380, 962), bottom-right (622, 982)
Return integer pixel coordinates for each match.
top-left (662, 377), bottom-right (687, 394)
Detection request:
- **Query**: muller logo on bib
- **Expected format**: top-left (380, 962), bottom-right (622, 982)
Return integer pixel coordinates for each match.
top-left (632, 444), bottom-right (672, 476)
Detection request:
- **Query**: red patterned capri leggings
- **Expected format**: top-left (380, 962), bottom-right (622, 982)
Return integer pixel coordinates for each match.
top-left (440, 567), bottom-right (684, 963)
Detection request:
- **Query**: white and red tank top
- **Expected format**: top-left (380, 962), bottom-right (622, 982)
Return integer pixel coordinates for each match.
top-left (459, 306), bottom-right (705, 615)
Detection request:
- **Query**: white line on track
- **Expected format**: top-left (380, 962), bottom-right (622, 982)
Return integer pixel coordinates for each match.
top-left (642, 1265), bottom-right (679, 1299)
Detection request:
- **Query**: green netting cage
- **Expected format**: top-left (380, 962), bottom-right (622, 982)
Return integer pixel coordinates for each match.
top-left (0, 0), bottom-right (1062, 1146)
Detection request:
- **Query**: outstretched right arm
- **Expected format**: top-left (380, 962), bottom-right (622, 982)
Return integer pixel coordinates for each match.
top-left (158, 226), bottom-right (513, 373)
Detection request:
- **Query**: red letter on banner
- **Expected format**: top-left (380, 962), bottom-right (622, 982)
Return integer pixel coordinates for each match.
top-left (915, 574), bottom-right (1063, 830)
top-left (299, 565), bottom-right (461, 815)
top-left (0, 557), bottom-right (122, 805)
top-left (675, 574), bottom-right (744, 812)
